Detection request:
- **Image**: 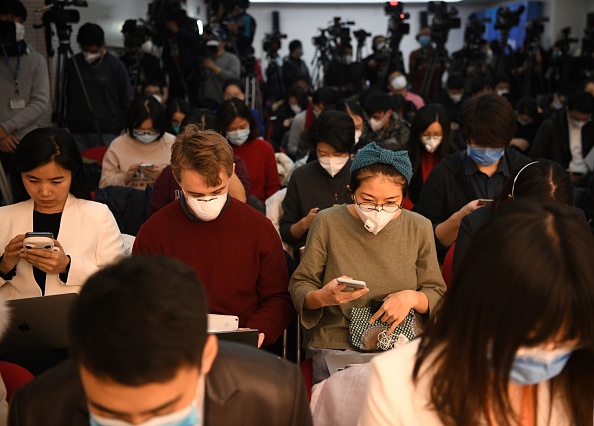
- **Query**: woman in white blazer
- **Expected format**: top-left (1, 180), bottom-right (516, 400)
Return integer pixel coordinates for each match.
top-left (359, 202), bottom-right (594, 426)
top-left (0, 128), bottom-right (124, 300)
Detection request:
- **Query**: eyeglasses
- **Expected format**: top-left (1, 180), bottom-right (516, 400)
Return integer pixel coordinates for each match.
top-left (354, 196), bottom-right (402, 213)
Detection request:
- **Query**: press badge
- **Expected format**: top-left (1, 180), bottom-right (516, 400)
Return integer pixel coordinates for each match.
top-left (10, 98), bottom-right (25, 110)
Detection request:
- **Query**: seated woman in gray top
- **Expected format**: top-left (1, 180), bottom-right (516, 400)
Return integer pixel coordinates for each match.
top-left (289, 143), bottom-right (446, 383)
top-left (280, 110), bottom-right (355, 260)
top-left (454, 160), bottom-right (576, 275)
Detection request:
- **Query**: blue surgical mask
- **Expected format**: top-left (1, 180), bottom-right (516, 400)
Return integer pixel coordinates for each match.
top-left (467, 146), bottom-right (505, 166)
top-left (510, 347), bottom-right (572, 385)
top-left (418, 35), bottom-right (431, 48)
top-left (89, 404), bottom-right (199, 426)
top-left (172, 125), bottom-right (181, 135)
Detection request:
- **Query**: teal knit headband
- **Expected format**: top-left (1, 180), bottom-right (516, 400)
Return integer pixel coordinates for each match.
top-left (351, 142), bottom-right (413, 184)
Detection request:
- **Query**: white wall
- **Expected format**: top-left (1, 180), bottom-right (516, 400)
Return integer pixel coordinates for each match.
top-left (247, 3), bottom-right (480, 72)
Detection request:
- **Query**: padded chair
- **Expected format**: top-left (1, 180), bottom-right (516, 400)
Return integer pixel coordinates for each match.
top-left (441, 242), bottom-right (456, 289)
top-left (81, 146), bottom-right (109, 167)
top-left (0, 361), bottom-right (34, 402)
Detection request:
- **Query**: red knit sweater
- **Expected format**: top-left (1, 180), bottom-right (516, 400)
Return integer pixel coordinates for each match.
top-left (232, 138), bottom-right (280, 203)
top-left (132, 198), bottom-right (294, 346)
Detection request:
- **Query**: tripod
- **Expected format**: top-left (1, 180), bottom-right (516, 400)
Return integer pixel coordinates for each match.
top-left (420, 43), bottom-right (449, 100)
top-left (243, 56), bottom-right (263, 122)
top-left (50, 24), bottom-right (102, 140)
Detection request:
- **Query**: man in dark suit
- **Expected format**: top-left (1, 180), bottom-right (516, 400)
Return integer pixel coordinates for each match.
top-left (9, 257), bottom-right (312, 426)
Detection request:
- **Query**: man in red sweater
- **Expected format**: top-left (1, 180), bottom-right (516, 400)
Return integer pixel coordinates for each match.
top-left (133, 126), bottom-right (294, 347)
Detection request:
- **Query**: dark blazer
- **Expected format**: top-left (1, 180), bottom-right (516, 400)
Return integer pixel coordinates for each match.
top-left (530, 110), bottom-right (594, 169)
top-left (8, 342), bottom-right (313, 426)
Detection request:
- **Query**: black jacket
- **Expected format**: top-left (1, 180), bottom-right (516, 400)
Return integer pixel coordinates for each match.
top-left (8, 342), bottom-right (313, 426)
top-left (530, 110), bottom-right (594, 169)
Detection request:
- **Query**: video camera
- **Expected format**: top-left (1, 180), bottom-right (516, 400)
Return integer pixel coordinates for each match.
top-left (494, 5), bottom-right (525, 32)
top-left (465, 13), bottom-right (490, 51)
top-left (555, 27), bottom-right (578, 55)
top-left (524, 17), bottom-right (549, 46)
top-left (427, 1), bottom-right (461, 46)
top-left (384, 2), bottom-right (410, 39)
top-left (262, 31), bottom-right (287, 59)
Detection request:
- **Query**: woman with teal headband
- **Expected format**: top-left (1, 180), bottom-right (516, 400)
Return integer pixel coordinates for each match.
top-left (289, 142), bottom-right (446, 384)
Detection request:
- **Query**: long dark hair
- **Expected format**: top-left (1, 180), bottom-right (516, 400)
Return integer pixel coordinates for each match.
top-left (217, 98), bottom-right (259, 141)
top-left (407, 104), bottom-right (451, 173)
top-left (10, 127), bottom-right (91, 202)
top-left (126, 95), bottom-right (168, 138)
top-left (414, 201), bottom-right (594, 426)
top-left (491, 160), bottom-right (574, 212)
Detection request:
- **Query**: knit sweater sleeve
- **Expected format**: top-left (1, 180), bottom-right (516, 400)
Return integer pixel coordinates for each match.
top-left (244, 219), bottom-right (294, 346)
top-left (414, 217), bottom-right (447, 318)
top-left (279, 171), bottom-right (305, 244)
top-left (289, 213), bottom-right (329, 329)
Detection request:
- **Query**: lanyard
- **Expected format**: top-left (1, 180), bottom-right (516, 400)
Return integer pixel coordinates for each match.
top-left (2, 43), bottom-right (21, 97)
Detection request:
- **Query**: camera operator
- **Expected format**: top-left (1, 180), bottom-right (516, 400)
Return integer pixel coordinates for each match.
top-left (362, 35), bottom-right (389, 88)
top-left (160, 1), bottom-right (202, 101)
top-left (120, 19), bottom-right (168, 104)
top-left (0, 0), bottom-right (50, 165)
top-left (545, 28), bottom-right (579, 95)
top-left (282, 40), bottom-right (311, 91)
top-left (408, 27), bottom-right (445, 102)
top-left (511, 20), bottom-right (549, 97)
top-left (199, 31), bottom-right (241, 108)
top-left (64, 23), bottom-right (133, 152)
top-left (223, 0), bottom-right (256, 60)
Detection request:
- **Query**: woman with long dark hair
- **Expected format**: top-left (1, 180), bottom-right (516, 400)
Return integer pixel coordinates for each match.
top-left (0, 128), bottom-right (124, 299)
top-left (360, 201), bottom-right (594, 425)
top-left (218, 98), bottom-right (280, 203)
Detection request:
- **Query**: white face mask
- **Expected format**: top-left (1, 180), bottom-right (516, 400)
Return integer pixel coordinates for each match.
top-left (353, 203), bottom-right (397, 235)
top-left (226, 129), bottom-right (250, 146)
top-left (133, 130), bottom-right (159, 144)
top-left (421, 135), bottom-right (443, 153)
top-left (448, 92), bottom-right (463, 103)
top-left (141, 40), bottom-right (154, 54)
top-left (390, 75), bottom-right (407, 91)
top-left (83, 51), bottom-right (102, 63)
top-left (497, 89), bottom-right (509, 96)
top-left (186, 193), bottom-right (228, 221)
top-left (318, 156), bottom-right (349, 177)
top-left (151, 94), bottom-right (163, 104)
top-left (15, 22), bottom-right (25, 42)
top-left (313, 108), bottom-right (321, 118)
top-left (289, 104), bottom-right (302, 114)
top-left (369, 113), bottom-right (390, 132)
top-left (354, 130), bottom-right (362, 145)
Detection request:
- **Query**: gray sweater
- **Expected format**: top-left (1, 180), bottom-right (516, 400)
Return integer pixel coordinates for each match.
top-left (201, 52), bottom-right (241, 104)
top-left (0, 44), bottom-right (50, 140)
top-left (289, 205), bottom-right (446, 350)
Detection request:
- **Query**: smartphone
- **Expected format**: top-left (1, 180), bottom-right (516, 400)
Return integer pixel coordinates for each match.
top-left (336, 278), bottom-right (367, 289)
top-left (477, 199), bottom-right (493, 206)
top-left (139, 163), bottom-right (154, 168)
top-left (23, 232), bottom-right (54, 250)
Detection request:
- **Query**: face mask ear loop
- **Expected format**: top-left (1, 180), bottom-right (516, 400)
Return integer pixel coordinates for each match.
top-left (511, 161), bottom-right (539, 200)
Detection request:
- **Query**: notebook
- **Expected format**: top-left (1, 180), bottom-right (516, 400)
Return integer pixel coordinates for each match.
top-left (325, 352), bottom-right (378, 375)
top-left (0, 293), bottom-right (78, 357)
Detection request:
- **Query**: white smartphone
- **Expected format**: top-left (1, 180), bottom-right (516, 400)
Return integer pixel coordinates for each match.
top-left (336, 278), bottom-right (367, 289)
top-left (207, 314), bottom-right (239, 332)
top-left (23, 232), bottom-right (54, 250)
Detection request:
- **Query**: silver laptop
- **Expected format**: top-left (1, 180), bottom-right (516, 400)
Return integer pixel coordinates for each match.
top-left (0, 293), bottom-right (78, 357)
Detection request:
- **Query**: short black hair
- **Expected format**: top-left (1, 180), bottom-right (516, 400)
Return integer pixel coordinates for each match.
top-left (308, 110), bottom-right (355, 154)
top-left (126, 95), bottom-right (168, 139)
top-left (363, 90), bottom-right (392, 116)
top-left (335, 99), bottom-right (364, 120)
top-left (10, 127), bottom-right (91, 202)
top-left (223, 77), bottom-right (245, 95)
top-left (515, 97), bottom-right (538, 117)
top-left (289, 40), bottom-right (302, 52)
top-left (69, 256), bottom-right (209, 385)
top-left (0, 0), bottom-right (27, 22)
top-left (567, 91), bottom-right (594, 114)
top-left (166, 98), bottom-right (191, 122)
top-left (76, 23), bottom-right (105, 48)
top-left (180, 108), bottom-right (220, 132)
top-left (460, 93), bottom-right (516, 148)
top-left (311, 87), bottom-right (337, 108)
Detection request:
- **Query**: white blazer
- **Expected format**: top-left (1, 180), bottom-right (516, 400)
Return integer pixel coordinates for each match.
top-left (0, 194), bottom-right (125, 299)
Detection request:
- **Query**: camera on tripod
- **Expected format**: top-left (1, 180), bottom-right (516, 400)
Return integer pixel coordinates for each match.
top-left (427, 1), bottom-right (461, 46)
top-left (555, 27), bottom-right (578, 55)
top-left (384, 2), bottom-right (410, 38)
top-left (464, 14), bottom-right (490, 52)
top-left (524, 17), bottom-right (549, 46)
top-left (494, 5), bottom-right (525, 32)
top-left (354, 29), bottom-right (371, 45)
top-left (39, 0), bottom-right (87, 42)
top-left (262, 31), bottom-right (287, 59)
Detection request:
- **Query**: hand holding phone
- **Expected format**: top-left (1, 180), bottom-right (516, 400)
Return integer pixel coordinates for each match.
top-left (477, 199), bottom-right (493, 207)
top-left (336, 277), bottom-right (367, 289)
top-left (22, 232), bottom-right (55, 250)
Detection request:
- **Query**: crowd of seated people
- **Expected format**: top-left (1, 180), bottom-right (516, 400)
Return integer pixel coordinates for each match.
top-left (1, 0), bottom-right (594, 423)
